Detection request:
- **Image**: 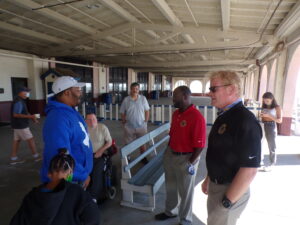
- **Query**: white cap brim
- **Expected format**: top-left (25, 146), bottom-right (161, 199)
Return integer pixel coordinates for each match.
top-left (73, 82), bottom-right (86, 88)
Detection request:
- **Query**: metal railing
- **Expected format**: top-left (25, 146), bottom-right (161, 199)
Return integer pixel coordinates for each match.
top-left (81, 103), bottom-right (262, 126)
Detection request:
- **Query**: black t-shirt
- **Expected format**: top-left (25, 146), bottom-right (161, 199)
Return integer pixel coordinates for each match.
top-left (206, 102), bottom-right (262, 184)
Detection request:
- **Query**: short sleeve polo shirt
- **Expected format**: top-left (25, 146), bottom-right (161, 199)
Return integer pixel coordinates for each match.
top-left (169, 105), bottom-right (206, 152)
top-left (120, 95), bottom-right (150, 128)
top-left (206, 102), bottom-right (262, 183)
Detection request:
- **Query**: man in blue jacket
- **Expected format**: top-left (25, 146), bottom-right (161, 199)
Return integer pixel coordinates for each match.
top-left (41, 76), bottom-right (93, 188)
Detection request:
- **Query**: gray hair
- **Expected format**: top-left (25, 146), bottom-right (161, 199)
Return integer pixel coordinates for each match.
top-left (209, 71), bottom-right (241, 96)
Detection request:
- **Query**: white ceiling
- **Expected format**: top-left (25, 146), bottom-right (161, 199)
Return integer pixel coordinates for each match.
top-left (0, 0), bottom-right (300, 77)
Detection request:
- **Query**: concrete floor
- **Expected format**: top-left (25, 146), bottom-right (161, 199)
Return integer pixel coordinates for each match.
top-left (1, 100), bottom-right (300, 225)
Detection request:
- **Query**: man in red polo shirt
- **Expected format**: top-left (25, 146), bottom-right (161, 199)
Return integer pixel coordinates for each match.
top-left (155, 86), bottom-right (206, 225)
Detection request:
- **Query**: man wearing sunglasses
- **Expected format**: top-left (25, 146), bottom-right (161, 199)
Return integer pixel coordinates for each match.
top-left (202, 71), bottom-right (262, 225)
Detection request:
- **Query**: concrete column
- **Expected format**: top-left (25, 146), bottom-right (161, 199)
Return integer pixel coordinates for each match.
top-left (149, 72), bottom-right (155, 92)
top-left (281, 44), bottom-right (300, 135)
top-left (162, 75), bottom-right (166, 91)
top-left (274, 50), bottom-right (287, 106)
top-left (27, 57), bottom-right (47, 100)
top-left (93, 62), bottom-right (100, 98)
top-left (252, 69), bottom-right (260, 101)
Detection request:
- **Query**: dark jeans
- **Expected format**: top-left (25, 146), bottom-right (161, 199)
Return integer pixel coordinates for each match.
top-left (87, 156), bottom-right (105, 200)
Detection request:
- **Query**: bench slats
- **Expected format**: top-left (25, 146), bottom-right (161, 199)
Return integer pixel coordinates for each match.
top-left (128, 148), bottom-right (165, 186)
top-left (124, 135), bottom-right (169, 172)
top-left (120, 123), bottom-right (170, 211)
top-left (121, 123), bottom-right (170, 158)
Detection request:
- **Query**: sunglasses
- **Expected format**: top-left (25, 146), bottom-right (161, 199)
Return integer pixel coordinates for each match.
top-left (209, 84), bottom-right (231, 93)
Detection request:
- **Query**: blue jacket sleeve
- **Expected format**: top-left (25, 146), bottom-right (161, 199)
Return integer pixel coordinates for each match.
top-left (41, 111), bottom-right (72, 182)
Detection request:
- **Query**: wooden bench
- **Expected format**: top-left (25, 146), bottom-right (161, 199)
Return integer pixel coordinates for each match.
top-left (120, 123), bottom-right (170, 211)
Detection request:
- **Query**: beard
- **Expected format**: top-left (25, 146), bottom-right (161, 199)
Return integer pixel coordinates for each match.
top-left (173, 101), bottom-right (181, 108)
top-left (71, 92), bottom-right (82, 106)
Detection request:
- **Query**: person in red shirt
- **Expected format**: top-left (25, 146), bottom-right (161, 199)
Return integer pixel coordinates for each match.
top-left (155, 86), bottom-right (206, 225)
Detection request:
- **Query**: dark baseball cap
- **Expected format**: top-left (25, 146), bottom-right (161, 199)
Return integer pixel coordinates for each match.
top-left (17, 87), bottom-right (31, 93)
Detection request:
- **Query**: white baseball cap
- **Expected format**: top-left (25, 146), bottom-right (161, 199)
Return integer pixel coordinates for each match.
top-left (52, 76), bottom-right (85, 94)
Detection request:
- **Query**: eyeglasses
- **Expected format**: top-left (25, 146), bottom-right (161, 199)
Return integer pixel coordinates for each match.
top-left (209, 84), bottom-right (232, 93)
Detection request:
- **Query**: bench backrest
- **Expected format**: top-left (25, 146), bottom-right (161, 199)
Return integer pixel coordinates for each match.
top-left (121, 123), bottom-right (170, 177)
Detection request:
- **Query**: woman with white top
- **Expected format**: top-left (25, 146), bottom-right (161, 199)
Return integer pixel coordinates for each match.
top-left (260, 92), bottom-right (282, 168)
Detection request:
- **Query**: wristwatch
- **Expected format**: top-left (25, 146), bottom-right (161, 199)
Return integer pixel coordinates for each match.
top-left (222, 196), bottom-right (232, 209)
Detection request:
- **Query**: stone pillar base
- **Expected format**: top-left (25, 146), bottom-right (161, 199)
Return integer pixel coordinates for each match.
top-left (277, 117), bottom-right (292, 136)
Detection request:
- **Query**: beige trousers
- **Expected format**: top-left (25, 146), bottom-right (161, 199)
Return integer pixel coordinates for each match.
top-left (207, 181), bottom-right (250, 225)
top-left (163, 146), bottom-right (199, 225)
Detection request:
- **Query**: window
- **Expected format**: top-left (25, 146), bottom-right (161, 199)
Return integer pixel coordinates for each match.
top-left (174, 80), bottom-right (187, 89)
top-left (205, 81), bottom-right (210, 93)
top-left (154, 75), bottom-right (162, 91)
top-left (109, 67), bottom-right (128, 103)
top-left (137, 72), bottom-right (148, 96)
top-left (190, 80), bottom-right (203, 93)
top-left (165, 76), bottom-right (172, 91)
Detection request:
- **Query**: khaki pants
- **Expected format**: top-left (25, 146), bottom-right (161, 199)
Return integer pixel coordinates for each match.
top-left (163, 147), bottom-right (199, 225)
top-left (207, 181), bottom-right (250, 225)
top-left (123, 124), bottom-right (147, 145)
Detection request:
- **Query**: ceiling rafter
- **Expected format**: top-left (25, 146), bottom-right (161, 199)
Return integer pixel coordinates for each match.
top-left (151, 0), bottom-right (195, 44)
top-left (97, 0), bottom-right (168, 45)
top-left (184, 0), bottom-right (199, 26)
top-left (0, 21), bottom-right (67, 44)
top-left (108, 59), bottom-right (255, 68)
top-left (274, 0), bottom-right (300, 38)
top-left (221, 0), bottom-right (230, 31)
top-left (12, 0), bottom-right (131, 47)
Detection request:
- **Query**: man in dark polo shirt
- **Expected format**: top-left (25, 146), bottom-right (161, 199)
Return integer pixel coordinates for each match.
top-left (10, 87), bottom-right (40, 165)
top-left (201, 71), bottom-right (262, 225)
top-left (155, 86), bottom-right (206, 225)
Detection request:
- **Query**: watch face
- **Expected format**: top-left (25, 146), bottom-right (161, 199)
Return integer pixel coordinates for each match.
top-left (222, 199), bottom-right (232, 208)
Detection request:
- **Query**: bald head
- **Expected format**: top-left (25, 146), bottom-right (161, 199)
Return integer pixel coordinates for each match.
top-left (173, 86), bottom-right (192, 110)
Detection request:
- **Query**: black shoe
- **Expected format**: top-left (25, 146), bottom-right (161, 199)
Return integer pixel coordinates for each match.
top-left (141, 158), bottom-right (149, 165)
top-left (155, 213), bottom-right (176, 220)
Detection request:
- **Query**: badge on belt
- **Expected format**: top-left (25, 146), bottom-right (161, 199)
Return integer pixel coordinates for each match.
top-left (218, 123), bottom-right (227, 134)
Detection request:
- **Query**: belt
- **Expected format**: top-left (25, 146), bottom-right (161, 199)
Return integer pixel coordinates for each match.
top-left (263, 121), bottom-right (275, 124)
top-left (171, 151), bottom-right (193, 155)
top-left (211, 178), bottom-right (231, 185)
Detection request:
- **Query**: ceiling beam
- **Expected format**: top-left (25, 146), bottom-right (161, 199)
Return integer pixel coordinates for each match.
top-left (134, 65), bottom-right (248, 73)
top-left (130, 22), bottom-right (274, 40)
top-left (145, 32), bottom-right (181, 45)
top-left (184, 0), bottom-right (198, 26)
top-left (12, 0), bottom-right (131, 47)
top-left (97, 0), bottom-right (168, 44)
top-left (151, 0), bottom-right (195, 44)
top-left (51, 39), bottom-right (264, 57)
top-left (48, 23), bottom-right (132, 53)
top-left (0, 21), bottom-right (67, 44)
top-left (13, 0), bottom-right (95, 34)
top-left (107, 59), bottom-right (255, 68)
top-left (274, 0), bottom-right (300, 38)
top-left (221, 0), bottom-right (231, 31)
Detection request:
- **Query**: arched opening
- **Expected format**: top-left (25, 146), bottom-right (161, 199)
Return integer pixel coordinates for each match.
top-left (259, 65), bottom-right (268, 101)
top-left (268, 59), bottom-right (277, 92)
top-left (174, 80), bottom-right (187, 89)
top-left (284, 45), bottom-right (300, 135)
top-left (190, 80), bottom-right (203, 93)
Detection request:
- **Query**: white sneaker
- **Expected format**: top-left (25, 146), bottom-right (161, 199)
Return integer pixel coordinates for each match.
top-left (32, 153), bottom-right (42, 162)
top-left (10, 158), bottom-right (25, 165)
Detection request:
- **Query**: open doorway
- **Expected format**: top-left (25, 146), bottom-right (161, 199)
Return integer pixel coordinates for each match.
top-left (11, 77), bottom-right (28, 99)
